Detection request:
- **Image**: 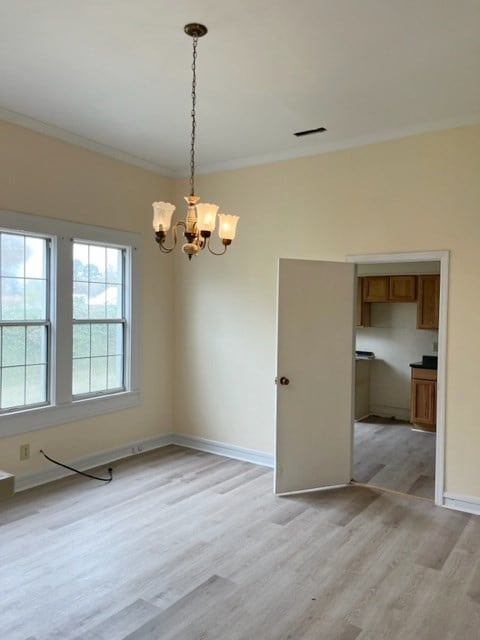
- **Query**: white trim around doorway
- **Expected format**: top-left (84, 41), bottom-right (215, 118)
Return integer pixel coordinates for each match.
top-left (346, 250), bottom-right (449, 508)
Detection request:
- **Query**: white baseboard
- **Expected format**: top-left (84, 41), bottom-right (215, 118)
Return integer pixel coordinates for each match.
top-left (12, 435), bottom-right (480, 518)
top-left (442, 492), bottom-right (480, 516)
top-left (15, 434), bottom-right (173, 492)
top-left (15, 433), bottom-right (274, 492)
top-left (171, 433), bottom-right (274, 468)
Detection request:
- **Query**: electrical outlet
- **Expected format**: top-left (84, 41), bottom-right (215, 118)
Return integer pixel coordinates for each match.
top-left (20, 444), bottom-right (30, 461)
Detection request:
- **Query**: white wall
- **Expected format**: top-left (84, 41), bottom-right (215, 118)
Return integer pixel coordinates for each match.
top-left (3, 118), bottom-right (480, 500)
top-left (356, 303), bottom-right (438, 420)
top-left (172, 123), bottom-right (480, 498)
top-left (0, 120), bottom-right (173, 478)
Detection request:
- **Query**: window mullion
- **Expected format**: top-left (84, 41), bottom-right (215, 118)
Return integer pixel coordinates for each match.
top-left (53, 236), bottom-right (73, 405)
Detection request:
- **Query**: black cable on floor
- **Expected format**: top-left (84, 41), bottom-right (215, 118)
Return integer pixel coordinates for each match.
top-left (40, 450), bottom-right (113, 483)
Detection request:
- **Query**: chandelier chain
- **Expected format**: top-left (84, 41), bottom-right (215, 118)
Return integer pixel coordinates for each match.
top-left (189, 35), bottom-right (198, 197)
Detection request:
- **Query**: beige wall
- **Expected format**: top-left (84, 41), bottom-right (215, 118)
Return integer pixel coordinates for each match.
top-left (2, 119), bottom-right (480, 499)
top-left (0, 120), bottom-right (173, 476)
top-left (173, 123), bottom-right (480, 497)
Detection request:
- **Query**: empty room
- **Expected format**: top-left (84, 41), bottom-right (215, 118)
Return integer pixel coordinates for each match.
top-left (1, 2), bottom-right (480, 639)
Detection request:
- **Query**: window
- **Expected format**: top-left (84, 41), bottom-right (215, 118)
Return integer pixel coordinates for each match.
top-left (72, 242), bottom-right (125, 397)
top-left (0, 232), bottom-right (49, 411)
top-left (0, 211), bottom-right (141, 437)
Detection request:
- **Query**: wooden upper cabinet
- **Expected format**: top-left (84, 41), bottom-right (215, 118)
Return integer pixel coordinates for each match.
top-left (417, 275), bottom-right (440, 329)
top-left (363, 276), bottom-right (389, 302)
top-left (356, 278), bottom-right (370, 327)
top-left (389, 275), bottom-right (417, 302)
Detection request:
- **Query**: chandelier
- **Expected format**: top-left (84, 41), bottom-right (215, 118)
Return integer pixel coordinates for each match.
top-left (152, 23), bottom-right (239, 260)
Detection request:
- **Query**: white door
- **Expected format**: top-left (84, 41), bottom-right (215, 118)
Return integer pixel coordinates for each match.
top-left (275, 258), bottom-right (355, 494)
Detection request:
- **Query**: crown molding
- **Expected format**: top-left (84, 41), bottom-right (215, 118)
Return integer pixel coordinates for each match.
top-left (176, 112), bottom-right (480, 177)
top-left (2, 106), bottom-right (480, 179)
top-left (0, 107), bottom-right (173, 177)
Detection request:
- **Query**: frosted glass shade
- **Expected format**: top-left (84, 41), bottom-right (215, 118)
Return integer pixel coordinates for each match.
top-left (196, 203), bottom-right (219, 232)
top-left (218, 214), bottom-right (239, 240)
top-left (152, 201), bottom-right (176, 231)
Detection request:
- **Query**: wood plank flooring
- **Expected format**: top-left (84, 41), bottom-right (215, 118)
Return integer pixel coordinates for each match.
top-left (1, 445), bottom-right (478, 639)
top-left (353, 416), bottom-right (436, 499)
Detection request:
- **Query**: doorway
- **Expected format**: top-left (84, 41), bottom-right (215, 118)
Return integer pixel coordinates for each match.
top-left (274, 251), bottom-right (448, 507)
top-left (347, 251), bottom-right (448, 506)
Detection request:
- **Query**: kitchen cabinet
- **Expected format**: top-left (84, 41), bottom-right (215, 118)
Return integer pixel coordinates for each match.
top-left (363, 276), bottom-right (389, 302)
top-left (356, 278), bottom-right (370, 327)
top-left (363, 275), bottom-right (418, 302)
top-left (410, 366), bottom-right (436, 431)
top-left (389, 275), bottom-right (417, 302)
top-left (417, 275), bottom-right (440, 329)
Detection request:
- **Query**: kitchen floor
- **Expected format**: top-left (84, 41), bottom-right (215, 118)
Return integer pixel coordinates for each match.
top-left (353, 415), bottom-right (435, 500)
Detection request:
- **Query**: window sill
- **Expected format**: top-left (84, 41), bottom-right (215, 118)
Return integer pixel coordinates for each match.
top-left (0, 391), bottom-right (141, 438)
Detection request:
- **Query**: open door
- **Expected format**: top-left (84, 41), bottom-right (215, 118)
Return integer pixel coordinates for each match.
top-left (275, 258), bottom-right (355, 494)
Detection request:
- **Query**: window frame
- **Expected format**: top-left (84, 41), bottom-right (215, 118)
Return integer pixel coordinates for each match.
top-left (72, 240), bottom-right (127, 399)
top-left (0, 210), bottom-right (141, 438)
top-left (0, 230), bottom-right (51, 412)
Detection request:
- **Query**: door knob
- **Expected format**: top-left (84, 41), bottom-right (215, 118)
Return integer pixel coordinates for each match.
top-left (279, 376), bottom-right (290, 386)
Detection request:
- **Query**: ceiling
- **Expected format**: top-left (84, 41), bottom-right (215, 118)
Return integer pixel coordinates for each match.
top-left (1, 0), bottom-right (480, 176)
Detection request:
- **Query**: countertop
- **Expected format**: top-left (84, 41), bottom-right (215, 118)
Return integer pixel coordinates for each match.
top-left (409, 361), bottom-right (437, 370)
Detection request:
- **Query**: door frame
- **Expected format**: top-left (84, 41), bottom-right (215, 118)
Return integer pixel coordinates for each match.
top-left (346, 250), bottom-right (449, 506)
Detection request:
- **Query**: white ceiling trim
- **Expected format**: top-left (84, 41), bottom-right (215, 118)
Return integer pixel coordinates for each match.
top-left (0, 107), bottom-right (174, 177)
top-left (187, 113), bottom-right (480, 177)
top-left (2, 106), bottom-right (480, 180)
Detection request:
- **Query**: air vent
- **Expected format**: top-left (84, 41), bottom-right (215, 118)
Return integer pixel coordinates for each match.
top-left (293, 127), bottom-right (327, 137)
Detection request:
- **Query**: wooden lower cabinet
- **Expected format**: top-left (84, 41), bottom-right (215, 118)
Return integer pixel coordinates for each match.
top-left (410, 367), bottom-right (437, 431)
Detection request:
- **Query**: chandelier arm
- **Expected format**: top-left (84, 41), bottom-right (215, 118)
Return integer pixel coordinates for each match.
top-left (158, 243), bottom-right (175, 254)
top-left (157, 223), bottom-right (183, 253)
top-left (206, 236), bottom-right (228, 256)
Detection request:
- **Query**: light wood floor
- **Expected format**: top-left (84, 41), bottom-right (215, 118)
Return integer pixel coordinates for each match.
top-left (1, 445), bottom-right (479, 640)
top-left (354, 416), bottom-right (436, 500)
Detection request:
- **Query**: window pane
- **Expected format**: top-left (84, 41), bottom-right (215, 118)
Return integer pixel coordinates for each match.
top-left (106, 284), bottom-right (122, 319)
top-left (90, 357), bottom-right (107, 392)
top-left (25, 279), bottom-right (46, 320)
top-left (1, 234), bottom-right (25, 277)
top-left (25, 237), bottom-right (46, 278)
top-left (72, 358), bottom-right (90, 395)
top-left (25, 365), bottom-right (47, 405)
top-left (74, 243), bottom-right (89, 281)
top-left (73, 281), bottom-right (88, 319)
top-left (1, 277), bottom-right (25, 320)
top-left (106, 248), bottom-right (122, 284)
top-left (91, 323), bottom-right (108, 357)
top-left (73, 324), bottom-right (90, 358)
top-left (89, 283), bottom-right (107, 319)
top-left (2, 326), bottom-right (26, 367)
top-left (26, 326), bottom-right (47, 364)
top-left (108, 323), bottom-right (123, 356)
top-left (89, 245), bottom-right (106, 282)
top-left (1, 365), bottom-right (25, 409)
top-left (107, 355), bottom-right (123, 389)
top-left (72, 241), bottom-right (126, 398)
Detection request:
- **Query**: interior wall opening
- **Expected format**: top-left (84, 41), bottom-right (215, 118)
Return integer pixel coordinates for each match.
top-left (352, 260), bottom-right (441, 502)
